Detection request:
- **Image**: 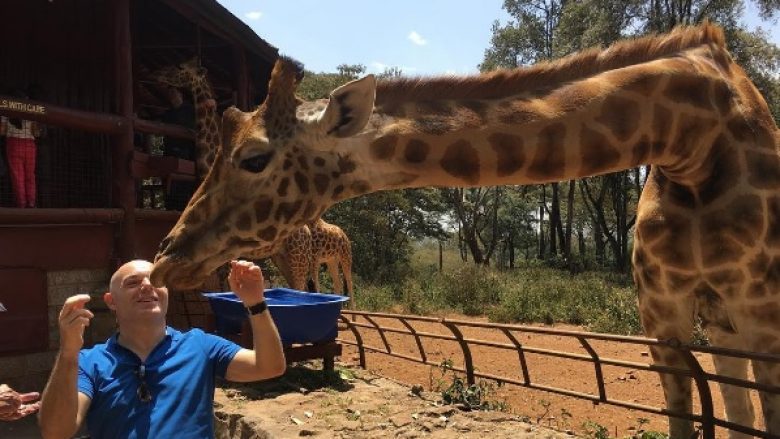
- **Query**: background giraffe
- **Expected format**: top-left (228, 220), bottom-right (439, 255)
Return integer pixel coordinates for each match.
top-left (152, 24), bottom-right (780, 438)
top-left (309, 218), bottom-right (354, 303)
top-left (153, 60), bottom-right (353, 294)
top-left (150, 59), bottom-right (219, 180)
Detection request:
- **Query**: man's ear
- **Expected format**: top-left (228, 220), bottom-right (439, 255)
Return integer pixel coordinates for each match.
top-left (318, 75), bottom-right (376, 138)
top-left (103, 292), bottom-right (116, 311)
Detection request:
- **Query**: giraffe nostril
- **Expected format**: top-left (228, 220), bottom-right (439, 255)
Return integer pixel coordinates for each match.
top-left (158, 236), bottom-right (173, 255)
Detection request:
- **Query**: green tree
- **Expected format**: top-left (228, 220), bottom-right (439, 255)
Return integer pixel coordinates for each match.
top-left (297, 64), bottom-right (367, 101)
top-left (481, 0), bottom-right (780, 272)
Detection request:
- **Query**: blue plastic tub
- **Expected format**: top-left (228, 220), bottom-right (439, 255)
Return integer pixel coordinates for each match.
top-left (201, 288), bottom-right (349, 345)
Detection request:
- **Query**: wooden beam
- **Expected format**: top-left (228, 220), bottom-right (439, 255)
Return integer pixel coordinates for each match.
top-left (113, 0), bottom-right (136, 264)
top-left (0, 227), bottom-right (114, 270)
top-left (0, 208), bottom-right (181, 225)
top-left (162, 0), bottom-right (277, 61)
top-left (234, 45), bottom-right (248, 110)
top-left (135, 209), bottom-right (182, 221)
top-left (0, 96), bottom-right (125, 134)
top-left (133, 117), bottom-right (196, 139)
top-left (0, 208), bottom-right (124, 225)
top-left (136, 43), bottom-right (229, 50)
top-left (131, 151), bottom-right (196, 179)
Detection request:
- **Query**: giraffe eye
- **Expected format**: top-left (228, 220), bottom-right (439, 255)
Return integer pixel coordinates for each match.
top-left (240, 152), bottom-right (274, 173)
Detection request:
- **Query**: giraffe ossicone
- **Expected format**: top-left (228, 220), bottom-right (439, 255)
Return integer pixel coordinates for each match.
top-left (152, 23), bottom-right (780, 438)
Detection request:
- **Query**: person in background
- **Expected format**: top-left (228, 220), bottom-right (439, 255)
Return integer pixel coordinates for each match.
top-left (38, 259), bottom-right (285, 439)
top-left (0, 384), bottom-right (40, 421)
top-left (0, 92), bottom-right (40, 208)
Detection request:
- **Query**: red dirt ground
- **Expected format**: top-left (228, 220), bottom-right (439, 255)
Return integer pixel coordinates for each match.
top-left (336, 313), bottom-right (766, 438)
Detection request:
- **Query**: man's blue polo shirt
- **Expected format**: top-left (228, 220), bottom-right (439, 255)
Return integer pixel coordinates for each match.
top-left (77, 327), bottom-right (242, 439)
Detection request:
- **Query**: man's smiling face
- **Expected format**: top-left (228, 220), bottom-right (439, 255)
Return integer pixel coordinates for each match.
top-left (106, 260), bottom-right (169, 322)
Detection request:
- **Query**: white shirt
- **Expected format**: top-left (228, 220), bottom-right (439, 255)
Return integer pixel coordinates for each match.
top-left (1, 116), bottom-right (35, 139)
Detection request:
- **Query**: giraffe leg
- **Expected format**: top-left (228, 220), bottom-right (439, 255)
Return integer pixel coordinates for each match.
top-left (342, 265), bottom-right (354, 309)
top-left (651, 346), bottom-right (694, 439)
top-left (708, 329), bottom-right (755, 439)
top-left (326, 261), bottom-right (342, 294)
top-left (733, 312), bottom-right (780, 435)
top-left (289, 268), bottom-right (307, 291)
top-left (752, 356), bottom-right (780, 435)
top-left (310, 262), bottom-right (321, 293)
top-left (271, 254), bottom-right (295, 290)
top-left (340, 253), bottom-right (354, 310)
top-left (640, 297), bottom-right (696, 439)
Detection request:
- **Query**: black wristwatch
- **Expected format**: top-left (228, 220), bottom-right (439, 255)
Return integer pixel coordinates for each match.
top-left (246, 300), bottom-right (268, 316)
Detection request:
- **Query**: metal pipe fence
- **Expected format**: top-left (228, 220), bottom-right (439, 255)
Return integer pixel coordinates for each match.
top-left (337, 310), bottom-right (780, 439)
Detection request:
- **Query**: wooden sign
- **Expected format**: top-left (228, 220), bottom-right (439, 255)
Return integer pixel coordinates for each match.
top-left (0, 99), bottom-right (46, 115)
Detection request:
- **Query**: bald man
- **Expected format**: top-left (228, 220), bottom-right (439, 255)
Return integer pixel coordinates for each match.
top-left (38, 260), bottom-right (285, 439)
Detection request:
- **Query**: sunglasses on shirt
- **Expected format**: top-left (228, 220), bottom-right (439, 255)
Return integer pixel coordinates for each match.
top-left (136, 365), bottom-right (152, 403)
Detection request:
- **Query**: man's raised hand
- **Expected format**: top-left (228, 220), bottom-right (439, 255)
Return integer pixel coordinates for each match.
top-left (228, 260), bottom-right (265, 306)
top-left (58, 294), bottom-right (93, 357)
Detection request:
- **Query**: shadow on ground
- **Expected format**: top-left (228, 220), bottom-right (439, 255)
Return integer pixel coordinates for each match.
top-left (218, 360), bottom-right (355, 401)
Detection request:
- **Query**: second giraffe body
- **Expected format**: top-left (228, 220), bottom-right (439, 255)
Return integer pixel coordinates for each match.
top-left (309, 218), bottom-right (353, 299)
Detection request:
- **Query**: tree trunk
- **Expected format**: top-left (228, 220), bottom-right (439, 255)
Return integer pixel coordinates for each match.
top-left (577, 227), bottom-right (587, 269)
top-left (565, 180), bottom-right (575, 273)
top-left (580, 180), bottom-right (601, 264)
top-left (549, 183), bottom-right (560, 256)
top-left (538, 185), bottom-right (546, 259)
top-left (508, 230), bottom-right (515, 269)
top-left (482, 187), bottom-right (502, 264)
top-left (457, 226), bottom-right (468, 262)
top-left (581, 178), bottom-right (613, 268)
top-left (463, 226), bottom-right (485, 264)
top-left (439, 240), bottom-right (443, 272)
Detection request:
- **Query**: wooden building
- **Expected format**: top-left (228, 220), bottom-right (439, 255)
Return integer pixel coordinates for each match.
top-left (0, 0), bottom-right (278, 390)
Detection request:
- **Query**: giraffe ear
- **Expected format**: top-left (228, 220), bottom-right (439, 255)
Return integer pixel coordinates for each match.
top-left (318, 75), bottom-right (376, 138)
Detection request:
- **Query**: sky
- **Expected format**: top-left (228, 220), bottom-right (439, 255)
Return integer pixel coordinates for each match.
top-left (217, 1), bottom-right (779, 76)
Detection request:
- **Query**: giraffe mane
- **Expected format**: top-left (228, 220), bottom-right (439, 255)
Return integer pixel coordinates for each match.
top-left (374, 22), bottom-right (726, 107)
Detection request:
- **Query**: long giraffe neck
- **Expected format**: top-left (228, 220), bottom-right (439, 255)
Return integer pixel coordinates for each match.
top-left (335, 29), bottom-right (764, 199)
top-left (188, 75), bottom-right (220, 178)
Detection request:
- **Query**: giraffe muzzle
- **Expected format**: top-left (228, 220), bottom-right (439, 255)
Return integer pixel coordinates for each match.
top-left (149, 256), bottom-right (172, 288)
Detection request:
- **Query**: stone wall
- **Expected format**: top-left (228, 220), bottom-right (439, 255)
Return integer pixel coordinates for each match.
top-left (0, 268), bottom-right (113, 392)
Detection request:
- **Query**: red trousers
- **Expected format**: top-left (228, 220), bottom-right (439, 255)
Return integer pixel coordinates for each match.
top-left (6, 137), bottom-right (36, 208)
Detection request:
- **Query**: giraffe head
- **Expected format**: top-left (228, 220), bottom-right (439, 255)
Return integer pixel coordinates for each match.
top-left (153, 57), bottom-right (207, 89)
top-left (151, 57), bottom-right (377, 288)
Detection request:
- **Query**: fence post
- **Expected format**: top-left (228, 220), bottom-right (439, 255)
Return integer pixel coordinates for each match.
top-left (442, 320), bottom-right (475, 385)
top-left (578, 337), bottom-right (607, 403)
top-left (364, 316), bottom-right (393, 354)
top-left (502, 329), bottom-right (531, 385)
top-left (399, 318), bottom-right (427, 364)
top-left (674, 341), bottom-right (715, 439)
top-left (338, 314), bottom-right (366, 369)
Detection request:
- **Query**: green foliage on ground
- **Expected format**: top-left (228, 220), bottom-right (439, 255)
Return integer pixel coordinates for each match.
top-left (432, 359), bottom-right (509, 412)
top-left (351, 245), bottom-right (643, 335)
